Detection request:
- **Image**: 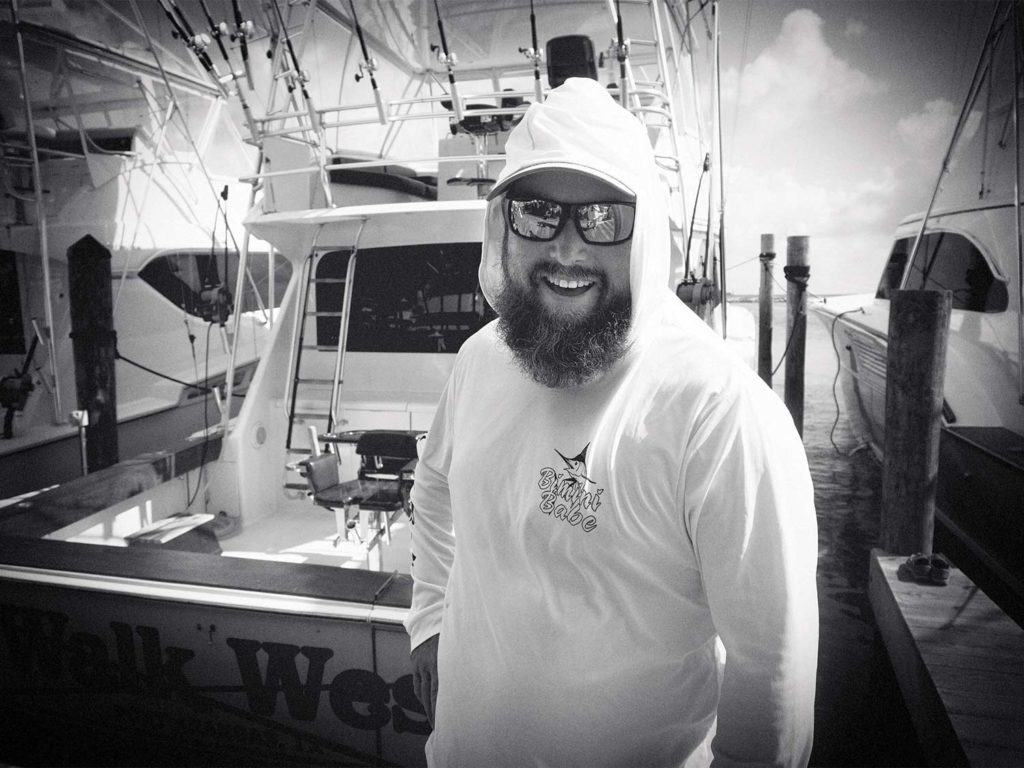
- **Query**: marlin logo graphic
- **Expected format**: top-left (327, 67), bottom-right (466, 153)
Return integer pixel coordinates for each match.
top-left (554, 444), bottom-right (594, 485)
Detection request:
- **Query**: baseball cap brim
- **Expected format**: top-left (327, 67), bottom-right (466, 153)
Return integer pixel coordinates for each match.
top-left (485, 162), bottom-right (636, 202)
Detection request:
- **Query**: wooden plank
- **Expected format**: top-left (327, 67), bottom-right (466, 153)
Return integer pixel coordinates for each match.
top-left (869, 550), bottom-right (967, 766)
top-left (870, 550), bottom-right (1024, 766)
top-left (936, 688), bottom-right (1024, 722)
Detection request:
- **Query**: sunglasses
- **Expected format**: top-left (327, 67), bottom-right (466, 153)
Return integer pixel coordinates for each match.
top-left (505, 197), bottom-right (636, 245)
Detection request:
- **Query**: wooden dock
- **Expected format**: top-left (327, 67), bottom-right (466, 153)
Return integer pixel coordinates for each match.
top-left (869, 549), bottom-right (1024, 766)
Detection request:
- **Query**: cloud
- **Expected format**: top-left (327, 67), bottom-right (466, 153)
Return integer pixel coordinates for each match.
top-left (723, 162), bottom-right (898, 295)
top-left (896, 99), bottom-right (958, 156)
top-left (896, 98), bottom-right (983, 164)
top-left (843, 20), bottom-right (868, 39)
top-left (724, 10), bottom-right (885, 134)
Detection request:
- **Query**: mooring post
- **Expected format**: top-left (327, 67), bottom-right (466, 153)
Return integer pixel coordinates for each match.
top-left (784, 236), bottom-right (809, 437)
top-left (881, 290), bottom-right (952, 554)
top-left (68, 234), bottom-right (119, 474)
top-left (757, 234), bottom-right (775, 387)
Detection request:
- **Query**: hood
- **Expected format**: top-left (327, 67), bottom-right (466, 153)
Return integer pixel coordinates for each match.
top-left (478, 77), bottom-right (671, 342)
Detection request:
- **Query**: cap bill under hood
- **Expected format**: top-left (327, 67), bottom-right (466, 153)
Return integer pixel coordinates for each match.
top-left (479, 77), bottom-right (671, 341)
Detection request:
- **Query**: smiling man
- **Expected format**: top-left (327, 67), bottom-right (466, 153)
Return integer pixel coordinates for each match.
top-left (405, 78), bottom-right (819, 768)
top-left (494, 170), bottom-right (634, 388)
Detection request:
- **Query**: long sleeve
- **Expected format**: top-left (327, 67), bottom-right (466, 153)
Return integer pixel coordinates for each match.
top-left (404, 376), bottom-right (457, 651)
top-left (683, 381), bottom-right (819, 767)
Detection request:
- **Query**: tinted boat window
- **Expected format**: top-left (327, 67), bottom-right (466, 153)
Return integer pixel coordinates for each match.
top-left (875, 238), bottom-right (910, 300)
top-left (316, 243), bottom-right (492, 353)
top-left (904, 231), bottom-right (1008, 312)
top-left (0, 251), bottom-right (26, 354)
top-left (140, 251), bottom-right (291, 319)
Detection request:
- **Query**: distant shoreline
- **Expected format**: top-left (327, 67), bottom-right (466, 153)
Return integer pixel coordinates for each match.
top-left (726, 293), bottom-right (871, 303)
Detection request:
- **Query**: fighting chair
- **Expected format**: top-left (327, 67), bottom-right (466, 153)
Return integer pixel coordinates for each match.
top-left (546, 35), bottom-right (598, 89)
top-left (300, 429), bottom-right (422, 566)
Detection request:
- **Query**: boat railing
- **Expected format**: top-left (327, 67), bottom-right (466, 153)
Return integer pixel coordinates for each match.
top-left (240, 152), bottom-right (508, 185)
top-left (244, 81), bottom-right (683, 200)
top-left (255, 88), bottom-right (535, 139)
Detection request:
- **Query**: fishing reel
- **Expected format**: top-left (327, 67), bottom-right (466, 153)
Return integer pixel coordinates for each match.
top-left (199, 284), bottom-right (233, 326)
top-left (0, 371), bottom-right (33, 411)
top-left (676, 276), bottom-right (719, 316)
top-left (170, 26), bottom-right (212, 56)
top-left (599, 38), bottom-right (631, 69)
top-left (519, 46), bottom-right (544, 66)
top-left (355, 57), bottom-right (378, 83)
top-left (431, 44), bottom-right (458, 68)
top-left (230, 18), bottom-right (254, 42)
top-left (209, 20), bottom-right (230, 42)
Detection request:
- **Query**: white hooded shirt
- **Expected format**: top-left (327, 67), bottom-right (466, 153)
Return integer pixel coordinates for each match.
top-left (405, 79), bottom-right (818, 768)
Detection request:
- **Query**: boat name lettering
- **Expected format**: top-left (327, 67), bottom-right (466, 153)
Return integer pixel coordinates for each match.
top-left (0, 602), bottom-right (429, 736)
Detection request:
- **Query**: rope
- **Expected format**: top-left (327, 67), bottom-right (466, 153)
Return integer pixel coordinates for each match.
top-left (116, 350), bottom-right (211, 393)
top-left (770, 306), bottom-right (803, 377)
top-left (826, 306), bottom-right (868, 456)
top-left (769, 265), bottom-right (811, 376)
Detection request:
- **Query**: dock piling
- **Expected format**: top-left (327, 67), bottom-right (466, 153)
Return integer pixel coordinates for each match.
top-left (783, 236), bottom-right (809, 437)
top-left (757, 234), bottom-right (775, 387)
top-left (881, 289), bottom-right (952, 555)
top-left (68, 235), bottom-right (119, 474)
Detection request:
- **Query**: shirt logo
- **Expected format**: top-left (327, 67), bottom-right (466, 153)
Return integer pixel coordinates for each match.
top-left (537, 443), bottom-right (603, 532)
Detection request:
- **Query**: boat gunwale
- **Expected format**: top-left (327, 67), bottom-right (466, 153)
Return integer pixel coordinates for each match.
top-left (0, 537), bottom-right (412, 622)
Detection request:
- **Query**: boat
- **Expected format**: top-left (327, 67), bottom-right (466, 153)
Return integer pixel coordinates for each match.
top-left (811, 1), bottom-right (1024, 610)
top-left (0, 1), bottom-right (750, 764)
top-left (0, 2), bottom-right (282, 499)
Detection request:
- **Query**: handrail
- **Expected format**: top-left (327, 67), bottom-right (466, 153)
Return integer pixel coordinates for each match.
top-left (328, 219), bottom-right (366, 433)
top-left (239, 152), bottom-right (508, 184)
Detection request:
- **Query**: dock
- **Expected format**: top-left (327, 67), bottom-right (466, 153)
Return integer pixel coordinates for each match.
top-left (869, 549), bottom-right (1024, 766)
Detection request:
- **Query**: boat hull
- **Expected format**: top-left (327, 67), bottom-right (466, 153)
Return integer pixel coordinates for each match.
top-left (0, 538), bottom-right (428, 767)
top-left (0, 362), bottom-right (254, 500)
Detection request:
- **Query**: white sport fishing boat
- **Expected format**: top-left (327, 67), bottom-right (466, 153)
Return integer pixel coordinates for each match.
top-left (0, 1), bottom-right (749, 765)
top-left (0, 2), bottom-right (281, 499)
top-left (812, 1), bottom-right (1023, 608)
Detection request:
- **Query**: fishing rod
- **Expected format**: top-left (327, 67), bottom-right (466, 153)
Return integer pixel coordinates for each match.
top-left (268, 0), bottom-right (322, 133)
top-left (197, 0), bottom-right (231, 66)
top-left (197, 0), bottom-right (258, 138)
top-left (614, 0), bottom-right (629, 105)
top-left (684, 153), bottom-right (710, 277)
top-left (167, 0), bottom-right (227, 87)
top-left (156, 0), bottom-right (223, 93)
top-left (349, 0), bottom-right (387, 124)
top-left (230, 0), bottom-right (256, 90)
top-left (432, 0), bottom-right (463, 123)
top-left (519, 0), bottom-right (544, 102)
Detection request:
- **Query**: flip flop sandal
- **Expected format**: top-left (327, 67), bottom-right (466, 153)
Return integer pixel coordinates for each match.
top-left (929, 554), bottom-right (951, 585)
top-left (904, 553), bottom-right (932, 582)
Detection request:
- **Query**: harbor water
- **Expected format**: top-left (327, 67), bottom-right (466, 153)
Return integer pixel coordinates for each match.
top-left (736, 299), bottom-right (924, 767)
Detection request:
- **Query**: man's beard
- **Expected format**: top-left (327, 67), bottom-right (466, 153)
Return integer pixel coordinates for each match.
top-left (494, 260), bottom-right (632, 389)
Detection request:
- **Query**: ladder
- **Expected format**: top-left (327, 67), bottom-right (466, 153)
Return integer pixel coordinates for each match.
top-left (282, 229), bottom-right (363, 491)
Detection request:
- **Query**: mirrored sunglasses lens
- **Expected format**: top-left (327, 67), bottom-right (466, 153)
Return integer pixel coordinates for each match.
top-left (509, 199), bottom-right (563, 240)
top-left (576, 203), bottom-right (634, 243)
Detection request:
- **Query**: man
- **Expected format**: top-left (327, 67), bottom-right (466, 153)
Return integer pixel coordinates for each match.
top-left (405, 77), bottom-right (818, 767)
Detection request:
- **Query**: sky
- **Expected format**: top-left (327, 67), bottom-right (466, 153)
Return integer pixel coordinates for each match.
top-left (716, 0), bottom-right (997, 296)
top-left (16, 0), bottom-right (996, 298)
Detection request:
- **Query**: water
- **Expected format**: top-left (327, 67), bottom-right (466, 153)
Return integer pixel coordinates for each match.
top-left (736, 300), bottom-right (924, 767)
